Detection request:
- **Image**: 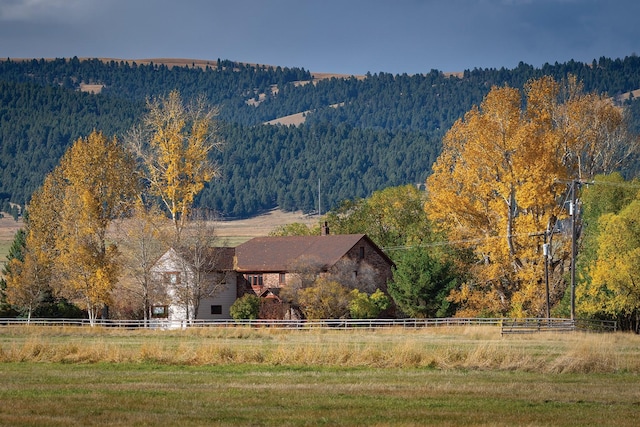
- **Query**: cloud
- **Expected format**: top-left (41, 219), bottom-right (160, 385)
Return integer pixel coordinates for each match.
top-left (0, 0), bottom-right (638, 75)
top-left (0, 0), bottom-right (100, 22)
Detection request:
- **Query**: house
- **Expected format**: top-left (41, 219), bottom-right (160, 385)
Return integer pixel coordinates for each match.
top-left (150, 231), bottom-right (395, 321)
top-left (150, 246), bottom-right (236, 321)
top-left (234, 233), bottom-right (395, 301)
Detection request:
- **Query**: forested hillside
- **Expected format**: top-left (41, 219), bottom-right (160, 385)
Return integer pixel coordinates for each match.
top-left (1, 56), bottom-right (640, 218)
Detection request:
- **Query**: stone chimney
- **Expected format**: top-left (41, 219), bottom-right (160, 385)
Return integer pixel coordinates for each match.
top-left (321, 221), bottom-right (330, 236)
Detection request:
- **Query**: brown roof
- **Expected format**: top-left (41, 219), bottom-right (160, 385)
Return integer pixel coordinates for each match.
top-left (235, 234), bottom-right (369, 272)
top-left (174, 246), bottom-right (236, 271)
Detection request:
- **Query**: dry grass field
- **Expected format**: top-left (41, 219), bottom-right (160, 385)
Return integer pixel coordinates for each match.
top-left (0, 214), bottom-right (21, 266)
top-left (213, 209), bottom-right (316, 238)
top-left (1, 326), bottom-right (639, 426)
top-left (1, 325), bottom-right (639, 373)
top-left (0, 209), bottom-right (317, 265)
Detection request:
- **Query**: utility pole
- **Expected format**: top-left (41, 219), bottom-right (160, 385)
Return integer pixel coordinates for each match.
top-left (318, 178), bottom-right (321, 218)
top-left (533, 221), bottom-right (553, 320)
top-left (543, 230), bottom-right (550, 320)
top-left (570, 180), bottom-right (577, 321)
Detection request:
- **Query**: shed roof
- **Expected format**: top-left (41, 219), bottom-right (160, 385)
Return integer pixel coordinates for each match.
top-left (235, 234), bottom-right (371, 272)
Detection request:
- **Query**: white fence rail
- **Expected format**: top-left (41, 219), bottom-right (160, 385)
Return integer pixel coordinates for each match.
top-left (0, 317), bottom-right (617, 332)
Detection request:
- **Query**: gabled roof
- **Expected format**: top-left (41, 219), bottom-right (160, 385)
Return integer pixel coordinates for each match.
top-left (257, 287), bottom-right (281, 300)
top-left (234, 234), bottom-right (386, 272)
top-left (169, 246), bottom-right (236, 271)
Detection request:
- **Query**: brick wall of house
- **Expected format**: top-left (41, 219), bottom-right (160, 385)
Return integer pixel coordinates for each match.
top-left (238, 272), bottom-right (286, 297)
top-left (264, 273), bottom-right (280, 288)
top-left (235, 236), bottom-right (393, 304)
top-left (344, 237), bottom-right (393, 290)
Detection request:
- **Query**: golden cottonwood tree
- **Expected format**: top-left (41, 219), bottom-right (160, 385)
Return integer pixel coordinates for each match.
top-left (426, 76), bottom-right (631, 317)
top-left (54, 131), bottom-right (138, 323)
top-left (4, 169), bottom-right (66, 319)
top-left (560, 78), bottom-right (638, 180)
top-left (578, 198), bottom-right (640, 332)
top-left (4, 255), bottom-right (48, 321)
top-left (128, 90), bottom-right (222, 242)
top-left (21, 131), bottom-right (138, 324)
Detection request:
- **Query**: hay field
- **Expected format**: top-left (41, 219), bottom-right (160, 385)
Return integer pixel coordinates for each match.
top-left (0, 214), bottom-right (21, 267)
top-left (1, 325), bottom-right (639, 373)
top-left (213, 209), bottom-right (317, 242)
top-left (0, 209), bottom-right (316, 262)
top-left (1, 326), bottom-right (639, 426)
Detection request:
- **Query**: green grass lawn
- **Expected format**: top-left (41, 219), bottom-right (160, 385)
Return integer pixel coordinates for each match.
top-left (0, 326), bottom-right (639, 426)
top-left (1, 363), bottom-right (638, 426)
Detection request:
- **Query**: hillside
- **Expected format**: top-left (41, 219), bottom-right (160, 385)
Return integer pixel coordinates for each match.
top-left (1, 56), bottom-right (640, 219)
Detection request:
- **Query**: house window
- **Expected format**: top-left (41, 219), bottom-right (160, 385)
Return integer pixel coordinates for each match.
top-left (279, 273), bottom-right (286, 285)
top-left (164, 272), bottom-right (180, 285)
top-left (247, 274), bottom-right (263, 287)
top-left (359, 246), bottom-right (365, 259)
top-left (151, 305), bottom-right (168, 318)
top-left (211, 305), bottom-right (222, 315)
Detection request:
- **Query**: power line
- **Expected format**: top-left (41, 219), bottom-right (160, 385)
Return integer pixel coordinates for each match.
top-left (382, 230), bottom-right (558, 252)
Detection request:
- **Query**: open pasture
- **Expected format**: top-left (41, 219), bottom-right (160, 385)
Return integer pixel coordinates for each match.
top-left (0, 326), bottom-right (639, 426)
top-left (0, 209), bottom-right (314, 262)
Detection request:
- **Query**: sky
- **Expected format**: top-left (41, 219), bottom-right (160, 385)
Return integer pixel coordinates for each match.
top-left (1, 0), bottom-right (639, 76)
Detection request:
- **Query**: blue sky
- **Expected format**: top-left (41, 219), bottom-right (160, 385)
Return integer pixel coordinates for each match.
top-left (1, 0), bottom-right (639, 75)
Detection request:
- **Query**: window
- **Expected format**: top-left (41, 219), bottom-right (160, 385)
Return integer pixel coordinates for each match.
top-left (151, 305), bottom-right (168, 318)
top-left (279, 273), bottom-right (286, 285)
top-left (359, 246), bottom-right (365, 259)
top-left (247, 274), bottom-right (263, 287)
top-left (211, 305), bottom-right (222, 315)
top-left (164, 272), bottom-right (180, 286)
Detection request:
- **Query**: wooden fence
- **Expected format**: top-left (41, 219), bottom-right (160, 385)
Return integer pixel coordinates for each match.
top-left (0, 317), bottom-right (617, 332)
top-left (500, 317), bottom-right (617, 334)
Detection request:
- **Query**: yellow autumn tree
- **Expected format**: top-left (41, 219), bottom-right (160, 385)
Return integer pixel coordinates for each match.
top-left (54, 131), bottom-right (139, 323)
top-left (297, 278), bottom-right (352, 319)
top-left (4, 169), bottom-right (66, 319)
top-left (561, 79), bottom-right (638, 180)
top-left (578, 198), bottom-right (640, 332)
top-left (21, 131), bottom-right (139, 324)
top-left (4, 255), bottom-right (48, 321)
top-left (128, 90), bottom-right (222, 243)
top-left (426, 76), bottom-right (631, 317)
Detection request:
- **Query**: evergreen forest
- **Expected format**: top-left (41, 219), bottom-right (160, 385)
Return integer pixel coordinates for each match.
top-left (1, 56), bottom-right (640, 218)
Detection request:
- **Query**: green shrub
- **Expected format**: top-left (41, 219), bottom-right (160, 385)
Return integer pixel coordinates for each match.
top-left (230, 294), bottom-right (261, 320)
top-left (349, 289), bottom-right (390, 318)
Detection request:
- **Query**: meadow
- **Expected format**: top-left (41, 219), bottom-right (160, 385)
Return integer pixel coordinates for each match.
top-left (0, 209), bottom-right (315, 262)
top-left (1, 325), bottom-right (639, 426)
